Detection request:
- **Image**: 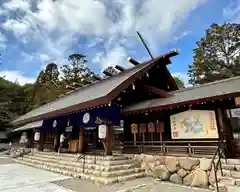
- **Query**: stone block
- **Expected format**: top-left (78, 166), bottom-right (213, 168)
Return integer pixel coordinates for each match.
top-left (170, 173), bottom-right (183, 184)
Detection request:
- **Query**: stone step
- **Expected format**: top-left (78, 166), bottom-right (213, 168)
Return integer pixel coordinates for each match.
top-left (20, 157), bottom-right (144, 178)
top-left (219, 176), bottom-right (236, 186)
top-left (230, 170), bottom-right (240, 179)
top-left (222, 159), bottom-right (240, 165)
top-left (35, 151), bottom-right (129, 161)
top-left (23, 155), bottom-right (138, 171)
top-left (225, 185), bottom-right (240, 192)
top-left (13, 158), bottom-right (145, 184)
top-left (32, 152), bottom-right (133, 166)
top-left (222, 164), bottom-right (240, 171)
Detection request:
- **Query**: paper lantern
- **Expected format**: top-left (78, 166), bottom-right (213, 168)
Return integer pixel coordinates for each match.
top-left (98, 124), bottom-right (107, 139)
top-left (34, 132), bottom-right (40, 141)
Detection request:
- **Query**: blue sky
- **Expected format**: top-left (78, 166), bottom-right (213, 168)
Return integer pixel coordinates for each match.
top-left (0, 0), bottom-right (239, 85)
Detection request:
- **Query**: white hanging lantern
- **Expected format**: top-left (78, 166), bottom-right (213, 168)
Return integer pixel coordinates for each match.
top-left (98, 124), bottom-right (107, 139)
top-left (34, 132), bottom-right (40, 141)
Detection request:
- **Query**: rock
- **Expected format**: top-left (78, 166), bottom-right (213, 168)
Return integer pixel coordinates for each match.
top-left (179, 158), bottom-right (199, 171)
top-left (200, 158), bottom-right (212, 171)
top-left (191, 169), bottom-right (209, 188)
top-left (158, 156), bottom-right (165, 164)
top-left (144, 155), bottom-right (155, 162)
top-left (170, 173), bottom-right (183, 184)
top-left (178, 168), bottom-right (187, 178)
top-left (153, 165), bottom-right (170, 181)
top-left (183, 173), bottom-right (194, 186)
top-left (165, 156), bottom-right (179, 173)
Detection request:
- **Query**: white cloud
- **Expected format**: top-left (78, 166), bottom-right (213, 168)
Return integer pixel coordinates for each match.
top-left (173, 30), bottom-right (192, 42)
top-left (3, 0), bottom-right (30, 11)
top-left (1, 0), bottom-right (207, 71)
top-left (39, 53), bottom-right (51, 63)
top-left (223, 0), bottom-right (240, 22)
top-left (0, 70), bottom-right (35, 85)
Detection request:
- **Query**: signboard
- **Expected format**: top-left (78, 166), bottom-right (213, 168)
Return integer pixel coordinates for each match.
top-left (131, 123), bottom-right (138, 134)
top-left (227, 108), bottom-right (240, 118)
top-left (156, 122), bottom-right (164, 133)
top-left (139, 123), bottom-right (146, 133)
top-left (65, 118), bottom-right (73, 132)
top-left (170, 110), bottom-right (219, 139)
top-left (98, 124), bottom-right (107, 139)
top-left (148, 122), bottom-right (155, 133)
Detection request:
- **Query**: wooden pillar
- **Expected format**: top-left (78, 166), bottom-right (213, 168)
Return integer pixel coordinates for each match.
top-left (105, 124), bottom-right (113, 155)
top-left (78, 128), bottom-right (85, 153)
top-left (53, 128), bottom-right (59, 152)
top-left (217, 108), bottom-right (233, 157)
top-left (39, 131), bottom-right (44, 151)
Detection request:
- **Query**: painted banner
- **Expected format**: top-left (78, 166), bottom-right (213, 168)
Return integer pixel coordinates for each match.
top-left (170, 110), bottom-right (219, 139)
top-left (42, 105), bottom-right (121, 133)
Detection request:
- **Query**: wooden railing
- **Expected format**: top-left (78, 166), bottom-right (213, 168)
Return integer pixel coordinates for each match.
top-left (123, 140), bottom-right (226, 157)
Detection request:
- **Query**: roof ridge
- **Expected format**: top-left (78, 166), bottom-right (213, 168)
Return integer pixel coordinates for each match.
top-left (171, 76), bottom-right (240, 94)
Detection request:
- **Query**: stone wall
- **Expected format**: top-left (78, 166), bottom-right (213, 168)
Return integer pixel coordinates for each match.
top-left (127, 154), bottom-right (220, 189)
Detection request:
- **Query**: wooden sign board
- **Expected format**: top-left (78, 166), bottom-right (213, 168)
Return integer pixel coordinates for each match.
top-left (148, 122), bottom-right (155, 133)
top-left (139, 123), bottom-right (146, 133)
top-left (156, 122), bottom-right (164, 133)
top-left (131, 123), bottom-right (138, 133)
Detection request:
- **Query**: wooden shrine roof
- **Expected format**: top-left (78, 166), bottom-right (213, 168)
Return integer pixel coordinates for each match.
top-left (12, 51), bottom-right (177, 125)
top-left (123, 76), bottom-right (240, 113)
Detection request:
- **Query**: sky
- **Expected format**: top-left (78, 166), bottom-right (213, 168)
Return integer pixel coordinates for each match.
top-left (0, 0), bottom-right (239, 86)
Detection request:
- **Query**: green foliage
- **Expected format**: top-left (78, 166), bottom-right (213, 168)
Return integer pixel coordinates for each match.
top-left (0, 53), bottom-right (98, 130)
top-left (188, 23), bottom-right (240, 85)
top-left (173, 76), bottom-right (185, 89)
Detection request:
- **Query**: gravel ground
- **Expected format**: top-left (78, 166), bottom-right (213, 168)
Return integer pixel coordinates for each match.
top-left (52, 177), bottom-right (212, 192)
top-left (0, 155), bottom-right (15, 165)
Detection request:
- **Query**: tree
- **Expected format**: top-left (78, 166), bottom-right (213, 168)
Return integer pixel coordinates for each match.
top-left (173, 76), bottom-right (185, 89)
top-left (31, 63), bottom-right (62, 107)
top-left (0, 77), bottom-right (29, 130)
top-left (188, 23), bottom-right (240, 85)
top-left (61, 54), bottom-right (89, 84)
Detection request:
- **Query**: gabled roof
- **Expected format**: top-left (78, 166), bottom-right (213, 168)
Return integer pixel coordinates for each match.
top-left (123, 76), bottom-right (240, 113)
top-left (12, 120), bottom-right (43, 132)
top-left (13, 51), bottom-right (177, 125)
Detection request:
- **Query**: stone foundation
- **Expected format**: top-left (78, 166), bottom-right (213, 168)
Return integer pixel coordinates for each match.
top-left (127, 154), bottom-right (218, 189)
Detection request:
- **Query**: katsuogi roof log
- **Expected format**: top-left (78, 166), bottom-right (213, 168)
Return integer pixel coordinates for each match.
top-left (115, 65), bottom-right (126, 72)
top-left (128, 57), bottom-right (140, 65)
top-left (103, 70), bottom-right (114, 77)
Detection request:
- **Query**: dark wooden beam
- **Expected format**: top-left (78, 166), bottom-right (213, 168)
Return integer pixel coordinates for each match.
top-left (128, 57), bottom-right (140, 65)
top-left (143, 85), bottom-right (171, 98)
top-left (115, 65), bottom-right (126, 72)
top-left (165, 49), bottom-right (179, 58)
top-left (103, 70), bottom-right (113, 77)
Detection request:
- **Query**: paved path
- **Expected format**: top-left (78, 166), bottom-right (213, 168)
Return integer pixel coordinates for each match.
top-left (0, 156), bottom-right (72, 192)
top-left (0, 156), bottom-right (211, 192)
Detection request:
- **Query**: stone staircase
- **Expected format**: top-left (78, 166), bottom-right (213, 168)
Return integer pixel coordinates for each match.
top-left (13, 151), bottom-right (145, 184)
top-left (216, 159), bottom-right (240, 191)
